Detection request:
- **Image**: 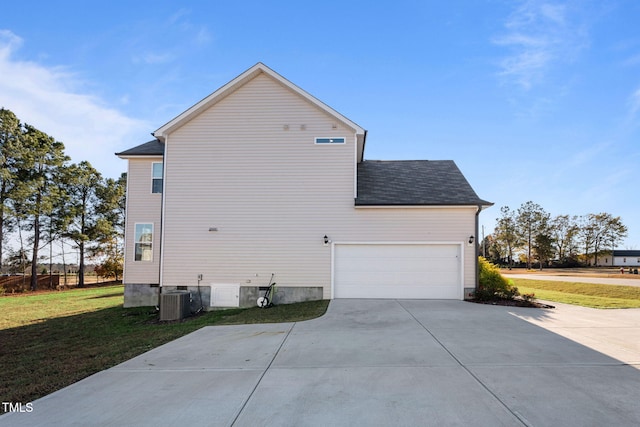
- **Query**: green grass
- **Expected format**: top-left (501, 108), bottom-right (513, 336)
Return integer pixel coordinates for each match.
top-left (511, 278), bottom-right (640, 309)
top-left (0, 285), bottom-right (329, 409)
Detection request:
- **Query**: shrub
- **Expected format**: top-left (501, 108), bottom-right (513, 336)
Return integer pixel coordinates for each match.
top-left (475, 257), bottom-right (519, 301)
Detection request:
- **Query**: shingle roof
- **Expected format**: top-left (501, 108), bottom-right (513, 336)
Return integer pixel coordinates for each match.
top-left (613, 250), bottom-right (640, 257)
top-left (115, 139), bottom-right (164, 157)
top-left (356, 160), bottom-right (492, 206)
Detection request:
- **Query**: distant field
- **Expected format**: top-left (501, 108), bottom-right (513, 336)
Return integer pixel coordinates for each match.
top-left (502, 267), bottom-right (640, 279)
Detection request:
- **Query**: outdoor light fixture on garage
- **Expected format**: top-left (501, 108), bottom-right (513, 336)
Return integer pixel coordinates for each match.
top-left (324, 235), bottom-right (329, 246)
top-left (468, 235), bottom-right (475, 245)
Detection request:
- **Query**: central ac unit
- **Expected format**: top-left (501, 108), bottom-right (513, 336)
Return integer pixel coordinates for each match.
top-left (160, 291), bottom-right (191, 321)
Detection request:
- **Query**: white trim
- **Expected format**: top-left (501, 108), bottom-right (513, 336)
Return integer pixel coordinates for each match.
top-left (133, 222), bottom-right (154, 262)
top-left (159, 136), bottom-right (169, 288)
top-left (331, 241), bottom-right (465, 300)
top-left (353, 135), bottom-right (358, 199)
top-left (116, 154), bottom-right (163, 160)
top-left (334, 241), bottom-right (464, 245)
top-left (151, 161), bottom-right (163, 194)
top-left (122, 162), bottom-right (132, 280)
top-left (354, 205), bottom-right (479, 209)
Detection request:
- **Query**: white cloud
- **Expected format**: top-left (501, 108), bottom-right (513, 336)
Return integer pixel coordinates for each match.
top-left (567, 140), bottom-right (612, 168)
top-left (0, 29), bottom-right (22, 55)
top-left (493, 0), bottom-right (589, 90)
top-left (195, 27), bottom-right (212, 46)
top-left (628, 87), bottom-right (640, 118)
top-left (132, 52), bottom-right (175, 65)
top-left (0, 30), bottom-right (150, 178)
top-left (622, 53), bottom-right (640, 67)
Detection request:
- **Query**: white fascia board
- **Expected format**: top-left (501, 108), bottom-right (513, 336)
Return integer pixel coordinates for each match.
top-left (354, 205), bottom-right (479, 210)
top-left (116, 154), bottom-right (164, 160)
top-left (333, 241), bottom-right (464, 246)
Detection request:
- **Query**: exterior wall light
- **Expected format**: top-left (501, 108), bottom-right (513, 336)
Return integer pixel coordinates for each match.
top-left (323, 235), bottom-right (329, 246)
top-left (468, 235), bottom-right (475, 245)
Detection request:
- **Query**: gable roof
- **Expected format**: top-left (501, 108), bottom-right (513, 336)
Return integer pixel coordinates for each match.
top-left (115, 139), bottom-right (164, 158)
top-left (356, 160), bottom-right (492, 207)
top-left (152, 62), bottom-right (367, 161)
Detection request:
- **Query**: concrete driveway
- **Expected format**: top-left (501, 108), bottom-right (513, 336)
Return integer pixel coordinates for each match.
top-left (2, 300), bottom-right (640, 426)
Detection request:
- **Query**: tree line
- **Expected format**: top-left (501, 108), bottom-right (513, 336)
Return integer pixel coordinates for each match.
top-left (0, 108), bottom-right (126, 290)
top-left (484, 201), bottom-right (628, 269)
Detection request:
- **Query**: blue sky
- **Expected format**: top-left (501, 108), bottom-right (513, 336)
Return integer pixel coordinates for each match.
top-left (1, 0), bottom-right (639, 248)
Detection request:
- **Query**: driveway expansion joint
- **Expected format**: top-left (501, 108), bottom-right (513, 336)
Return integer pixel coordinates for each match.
top-left (230, 321), bottom-right (296, 426)
top-left (397, 300), bottom-right (531, 427)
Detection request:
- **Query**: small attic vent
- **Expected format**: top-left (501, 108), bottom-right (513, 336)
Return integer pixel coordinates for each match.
top-left (315, 137), bottom-right (345, 144)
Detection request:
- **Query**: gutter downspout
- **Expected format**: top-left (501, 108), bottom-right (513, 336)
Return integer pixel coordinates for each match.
top-left (475, 204), bottom-right (482, 294)
top-left (360, 130), bottom-right (368, 163)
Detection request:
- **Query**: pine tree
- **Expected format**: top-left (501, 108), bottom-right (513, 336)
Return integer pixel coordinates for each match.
top-left (0, 108), bottom-right (23, 271)
top-left (13, 125), bottom-right (69, 290)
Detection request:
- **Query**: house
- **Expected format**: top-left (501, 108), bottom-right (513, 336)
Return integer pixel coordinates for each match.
top-left (594, 250), bottom-right (640, 267)
top-left (116, 63), bottom-right (492, 309)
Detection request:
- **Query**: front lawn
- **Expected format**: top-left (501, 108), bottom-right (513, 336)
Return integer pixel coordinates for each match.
top-left (0, 285), bottom-right (328, 410)
top-left (510, 278), bottom-right (640, 309)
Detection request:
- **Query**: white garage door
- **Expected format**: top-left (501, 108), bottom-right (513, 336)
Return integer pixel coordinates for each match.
top-left (333, 244), bottom-right (462, 299)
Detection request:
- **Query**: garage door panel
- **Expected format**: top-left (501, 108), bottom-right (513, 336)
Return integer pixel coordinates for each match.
top-left (341, 284), bottom-right (461, 300)
top-left (338, 271), bottom-right (458, 288)
top-left (334, 244), bottom-right (462, 299)
top-left (344, 257), bottom-right (442, 273)
top-left (340, 256), bottom-right (455, 270)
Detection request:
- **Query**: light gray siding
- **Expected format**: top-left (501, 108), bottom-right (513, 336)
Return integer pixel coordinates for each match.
top-left (159, 73), bottom-right (477, 299)
top-left (122, 158), bottom-right (162, 285)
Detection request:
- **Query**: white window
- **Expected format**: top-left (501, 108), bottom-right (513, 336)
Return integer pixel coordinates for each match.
top-left (152, 162), bottom-right (163, 193)
top-left (315, 137), bottom-right (345, 144)
top-left (135, 223), bottom-right (153, 261)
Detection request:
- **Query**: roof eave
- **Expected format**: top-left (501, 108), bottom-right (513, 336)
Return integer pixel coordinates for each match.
top-left (116, 153), bottom-right (164, 160)
top-left (354, 202), bottom-right (493, 208)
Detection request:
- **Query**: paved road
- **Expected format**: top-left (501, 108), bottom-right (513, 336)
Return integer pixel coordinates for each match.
top-left (503, 273), bottom-right (640, 287)
top-left (2, 299), bottom-right (639, 427)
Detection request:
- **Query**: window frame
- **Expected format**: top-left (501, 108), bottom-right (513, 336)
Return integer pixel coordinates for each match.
top-left (134, 223), bottom-right (154, 262)
top-left (315, 137), bottom-right (346, 145)
top-left (151, 162), bottom-right (163, 194)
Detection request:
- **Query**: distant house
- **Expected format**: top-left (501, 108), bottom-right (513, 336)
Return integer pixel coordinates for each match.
top-left (116, 63), bottom-right (492, 309)
top-left (595, 250), bottom-right (640, 267)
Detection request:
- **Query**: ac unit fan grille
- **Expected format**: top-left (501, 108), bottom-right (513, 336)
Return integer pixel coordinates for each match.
top-left (160, 291), bottom-right (190, 321)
